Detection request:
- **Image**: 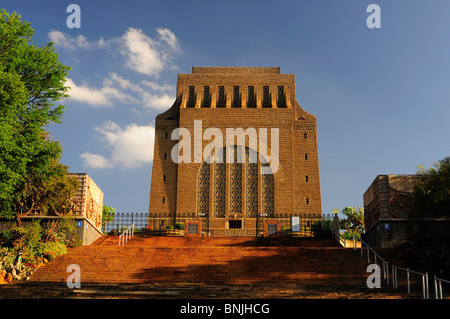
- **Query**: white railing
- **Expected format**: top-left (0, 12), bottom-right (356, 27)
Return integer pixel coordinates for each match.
top-left (434, 276), bottom-right (450, 299)
top-left (118, 223), bottom-right (134, 246)
top-left (392, 265), bottom-right (429, 299)
top-left (333, 221), bottom-right (447, 299)
top-left (355, 235), bottom-right (389, 286)
top-left (350, 234), bottom-right (432, 298)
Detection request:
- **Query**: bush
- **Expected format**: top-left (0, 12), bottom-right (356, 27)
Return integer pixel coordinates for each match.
top-left (56, 217), bottom-right (81, 248)
top-left (166, 225), bottom-right (174, 230)
top-left (175, 222), bottom-right (184, 230)
top-left (311, 219), bottom-right (333, 238)
top-left (38, 241), bottom-right (67, 261)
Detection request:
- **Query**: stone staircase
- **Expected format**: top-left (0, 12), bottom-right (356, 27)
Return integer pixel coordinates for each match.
top-left (3, 235), bottom-right (418, 298)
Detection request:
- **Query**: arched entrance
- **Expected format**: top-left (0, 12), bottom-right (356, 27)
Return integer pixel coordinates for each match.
top-left (196, 146), bottom-right (274, 235)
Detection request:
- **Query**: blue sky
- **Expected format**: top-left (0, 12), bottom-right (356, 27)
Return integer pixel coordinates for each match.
top-left (3, 1), bottom-right (449, 217)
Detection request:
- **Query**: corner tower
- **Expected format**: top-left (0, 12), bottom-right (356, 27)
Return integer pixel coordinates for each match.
top-left (148, 67), bottom-right (322, 236)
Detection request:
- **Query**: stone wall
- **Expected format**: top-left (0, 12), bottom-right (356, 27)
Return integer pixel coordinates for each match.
top-left (148, 67), bottom-right (322, 236)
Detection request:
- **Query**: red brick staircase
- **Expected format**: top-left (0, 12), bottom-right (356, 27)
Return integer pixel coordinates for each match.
top-left (2, 235), bottom-right (415, 298)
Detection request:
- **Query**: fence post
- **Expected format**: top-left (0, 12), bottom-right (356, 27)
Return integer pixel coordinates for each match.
top-left (333, 214), bottom-right (339, 242)
top-left (385, 262), bottom-right (389, 286)
top-left (407, 268), bottom-right (410, 294)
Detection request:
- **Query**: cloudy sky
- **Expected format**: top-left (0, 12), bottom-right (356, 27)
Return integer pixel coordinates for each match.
top-left (3, 1), bottom-right (450, 217)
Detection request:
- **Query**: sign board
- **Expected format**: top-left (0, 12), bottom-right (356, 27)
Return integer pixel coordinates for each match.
top-left (292, 216), bottom-right (300, 232)
top-left (76, 221), bottom-right (82, 228)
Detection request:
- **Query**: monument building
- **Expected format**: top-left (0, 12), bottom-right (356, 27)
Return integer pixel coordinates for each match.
top-left (363, 174), bottom-right (450, 248)
top-left (148, 67), bottom-right (322, 236)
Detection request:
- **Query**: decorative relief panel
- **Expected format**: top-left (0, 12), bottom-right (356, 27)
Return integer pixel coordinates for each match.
top-left (213, 150), bottom-right (226, 217)
top-left (245, 148), bottom-right (258, 217)
top-left (196, 162), bottom-right (210, 216)
top-left (261, 163), bottom-right (274, 216)
top-left (229, 146), bottom-right (242, 214)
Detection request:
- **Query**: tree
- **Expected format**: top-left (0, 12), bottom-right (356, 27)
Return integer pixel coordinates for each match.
top-left (0, 9), bottom-right (71, 220)
top-left (403, 156), bottom-right (450, 277)
top-left (102, 205), bottom-right (116, 233)
top-left (409, 156), bottom-right (450, 219)
top-left (311, 219), bottom-right (333, 238)
top-left (339, 206), bottom-right (365, 239)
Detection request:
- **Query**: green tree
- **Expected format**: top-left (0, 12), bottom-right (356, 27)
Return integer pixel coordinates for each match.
top-left (409, 156), bottom-right (450, 219)
top-left (339, 206), bottom-right (364, 239)
top-left (311, 219), bottom-right (333, 238)
top-left (404, 156), bottom-right (450, 277)
top-left (0, 10), bottom-right (71, 220)
top-left (102, 205), bottom-right (116, 233)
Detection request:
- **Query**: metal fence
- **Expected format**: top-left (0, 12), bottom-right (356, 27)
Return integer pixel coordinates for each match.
top-left (105, 212), bottom-right (333, 234)
top-left (348, 233), bottom-right (450, 299)
top-left (104, 212), bottom-right (148, 233)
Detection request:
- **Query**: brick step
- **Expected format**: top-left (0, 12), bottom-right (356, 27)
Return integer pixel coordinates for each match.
top-left (0, 281), bottom-right (422, 299)
top-left (30, 235), bottom-right (396, 298)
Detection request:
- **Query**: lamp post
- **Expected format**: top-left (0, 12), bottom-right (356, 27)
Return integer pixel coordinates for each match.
top-left (332, 208), bottom-right (340, 241)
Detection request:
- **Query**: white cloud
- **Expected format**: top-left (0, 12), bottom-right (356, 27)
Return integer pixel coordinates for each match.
top-left (81, 121), bottom-right (155, 169)
top-left (48, 27), bottom-right (180, 78)
top-left (141, 92), bottom-right (175, 110)
top-left (76, 34), bottom-right (90, 48)
top-left (141, 80), bottom-right (174, 91)
top-left (156, 28), bottom-right (180, 53)
top-left (80, 153), bottom-right (113, 169)
top-left (48, 30), bottom-right (90, 49)
top-left (105, 73), bottom-right (176, 111)
top-left (121, 28), bottom-right (164, 76)
top-left (66, 78), bottom-right (137, 107)
top-left (120, 27), bottom-right (180, 76)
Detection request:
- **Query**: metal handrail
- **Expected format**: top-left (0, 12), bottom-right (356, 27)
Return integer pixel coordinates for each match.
top-left (335, 226), bottom-right (444, 299)
top-left (434, 276), bottom-right (450, 299)
top-left (118, 223), bottom-right (134, 246)
top-left (392, 265), bottom-right (429, 299)
top-left (354, 235), bottom-right (389, 286)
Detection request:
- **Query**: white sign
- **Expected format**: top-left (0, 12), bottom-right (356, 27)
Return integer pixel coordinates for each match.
top-left (292, 216), bottom-right (300, 232)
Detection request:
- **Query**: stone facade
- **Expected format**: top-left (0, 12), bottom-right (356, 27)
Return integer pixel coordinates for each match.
top-left (9, 173), bottom-right (104, 245)
top-left (363, 175), bottom-right (421, 247)
top-left (148, 67), bottom-right (322, 236)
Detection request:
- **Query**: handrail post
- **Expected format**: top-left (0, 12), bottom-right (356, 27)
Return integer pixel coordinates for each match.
top-left (367, 246), bottom-right (370, 263)
top-left (118, 223), bottom-right (135, 246)
top-left (393, 266), bottom-right (397, 289)
top-left (385, 261), bottom-right (389, 285)
top-left (407, 268), bottom-right (410, 295)
top-left (422, 273), bottom-right (425, 299)
top-left (435, 276), bottom-right (438, 299)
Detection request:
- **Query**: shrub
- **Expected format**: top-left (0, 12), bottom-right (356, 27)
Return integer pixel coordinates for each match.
top-left (38, 241), bottom-right (67, 261)
top-left (56, 217), bottom-right (81, 247)
top-left (311, 219), bottom-right (333, 238)
top-left (175, 222), bottom-right (184, 230)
